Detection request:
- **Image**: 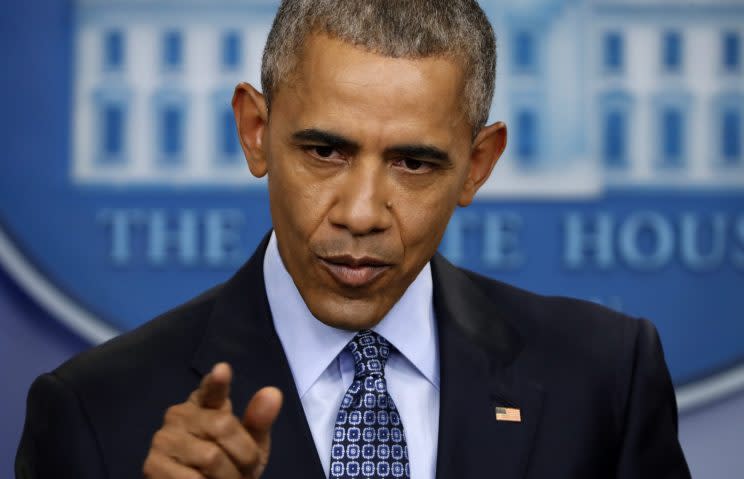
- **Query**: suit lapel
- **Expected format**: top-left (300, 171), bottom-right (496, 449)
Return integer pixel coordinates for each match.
top-left (432, 254), bottom-right (544, 479)
top-left (190, 234), bottom-right (326, 479)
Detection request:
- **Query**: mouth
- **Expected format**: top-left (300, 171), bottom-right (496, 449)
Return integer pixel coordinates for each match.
top-left (317, 254), bottom-right (392, 288)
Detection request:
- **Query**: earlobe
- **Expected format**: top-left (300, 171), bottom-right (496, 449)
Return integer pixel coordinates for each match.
top-left (232, 82), bottom-right (269, 178)
top-left (458, 121), bottom-right (507, 207)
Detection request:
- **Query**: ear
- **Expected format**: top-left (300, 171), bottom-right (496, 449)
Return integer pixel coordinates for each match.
top-left (232, 82), bottom-right (269, 178)
top-left (458, 121), bottom-right (507, 207)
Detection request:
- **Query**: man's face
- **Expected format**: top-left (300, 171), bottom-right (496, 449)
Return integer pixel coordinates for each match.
top-left (235, 34), bottom-right (504, 330)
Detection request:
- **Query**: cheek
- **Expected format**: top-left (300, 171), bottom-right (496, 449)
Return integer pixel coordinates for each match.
top-left (268, 149), bottom-right (333, 238)
top-left (396, 182), bottom-right (459, 256)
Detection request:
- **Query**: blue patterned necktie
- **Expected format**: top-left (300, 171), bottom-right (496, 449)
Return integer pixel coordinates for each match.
top-left (329, 330), bottom-right (411, 478)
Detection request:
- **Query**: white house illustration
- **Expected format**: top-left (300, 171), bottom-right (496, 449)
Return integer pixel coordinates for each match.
top-left (72, 0), bottom-right (744, 196)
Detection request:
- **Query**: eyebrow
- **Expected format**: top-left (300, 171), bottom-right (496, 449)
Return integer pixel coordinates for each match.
top-left (291, 129), bottom-right (360, 151)
top-left (384, 144), bottom-right (451, 165)
top-left (291, 128), bottom-right (451, 165)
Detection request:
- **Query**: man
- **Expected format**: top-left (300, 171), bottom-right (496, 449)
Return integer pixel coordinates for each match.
top-left (16, 0), bottom-right (691, 478)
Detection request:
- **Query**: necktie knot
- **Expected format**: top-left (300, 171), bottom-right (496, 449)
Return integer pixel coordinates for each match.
top-left (346, 330), bottom-right (391, 379)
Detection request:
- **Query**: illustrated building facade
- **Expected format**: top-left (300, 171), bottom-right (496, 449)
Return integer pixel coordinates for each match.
top-left (72, 0), bottom-right (277, 185)
top-left (72, 0), bottom-right (744, 195)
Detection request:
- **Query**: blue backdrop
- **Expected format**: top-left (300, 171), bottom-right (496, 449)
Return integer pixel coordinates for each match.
top-left (1, 0), bottom-right (743, 476)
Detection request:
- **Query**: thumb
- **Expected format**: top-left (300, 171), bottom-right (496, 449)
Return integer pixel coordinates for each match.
top-left (242, 386), bottom-right (283, 453)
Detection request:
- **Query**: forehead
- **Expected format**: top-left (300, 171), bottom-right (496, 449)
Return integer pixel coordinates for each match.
top-left (272, 34), bottom-right (470, 144)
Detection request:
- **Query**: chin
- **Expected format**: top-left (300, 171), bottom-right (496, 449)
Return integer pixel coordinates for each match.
top-left (309, 300), bottom-right (387, 331)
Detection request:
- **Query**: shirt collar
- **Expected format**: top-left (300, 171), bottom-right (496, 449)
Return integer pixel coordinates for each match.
top-left (264, 232), bottom-right (439, 397)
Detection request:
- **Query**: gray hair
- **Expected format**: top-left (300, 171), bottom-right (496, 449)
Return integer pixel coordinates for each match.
top-left (260, 0), bottom-right (496, 137)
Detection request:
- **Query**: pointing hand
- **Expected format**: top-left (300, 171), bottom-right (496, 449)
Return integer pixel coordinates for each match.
top-left (143, 363), bottom-right (283, 479)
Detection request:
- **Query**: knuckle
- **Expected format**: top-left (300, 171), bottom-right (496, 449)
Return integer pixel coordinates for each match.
top-left (142, 455), bottom-right (154, 477)
top-left (242, 443), bottom-right (261, 467)
top-left (150, 429), bottom-right (171, 451)
top-left (212, 414), bottom-right (237, 436)
top-left (142, 451), bottom-right (169, 478)
top-left (164, 404), bottom-right (185, 424)
top-left (200, 443), bottom-right (223, 469)
top-left (171, 468), bottom-right (206, 479)
top-left (183, 469), bottom-right (206, 479)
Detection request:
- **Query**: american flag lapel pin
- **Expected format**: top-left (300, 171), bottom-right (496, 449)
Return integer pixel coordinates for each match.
top-left (495, 406), bottom-right (522, 423)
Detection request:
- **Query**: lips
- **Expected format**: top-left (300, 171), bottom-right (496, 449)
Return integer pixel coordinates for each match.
top-left (317, 254), bottom-right (392, 288)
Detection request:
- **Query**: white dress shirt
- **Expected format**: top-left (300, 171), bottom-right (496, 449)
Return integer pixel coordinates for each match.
top-left (264, 232), bottom-right (440, 479)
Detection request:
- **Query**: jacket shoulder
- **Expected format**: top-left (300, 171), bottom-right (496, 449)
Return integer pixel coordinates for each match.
top-left (460, 267), bottom-right (644, 341)
top-left (457, 267), bottom-right (654, 385)
top-left (53, 283), bottom-right (223, 392)
top-left (20, 284), bottom-right (226, 479)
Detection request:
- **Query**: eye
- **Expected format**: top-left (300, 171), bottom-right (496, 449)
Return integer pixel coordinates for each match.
top-left (402, 159), bottom-right (423, 170)
top-left (393, 157), bottom-right (433, 173)
top-left (314, 146), bottom-right (336, 158)
top-left (303, 145), bottom-right (344, 162)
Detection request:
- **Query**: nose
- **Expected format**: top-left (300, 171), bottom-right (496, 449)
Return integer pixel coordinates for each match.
top-left (327, 158), bottom-right (393, 236)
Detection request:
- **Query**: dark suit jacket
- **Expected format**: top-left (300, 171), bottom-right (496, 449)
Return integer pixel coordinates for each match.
top-left (16, 235), bottom-right (691, 479)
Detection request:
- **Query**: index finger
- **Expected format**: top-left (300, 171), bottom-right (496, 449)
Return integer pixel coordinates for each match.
top-left (193, 362), bottom-right (232, 409)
